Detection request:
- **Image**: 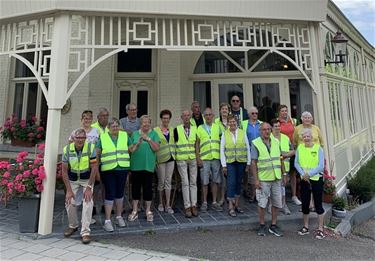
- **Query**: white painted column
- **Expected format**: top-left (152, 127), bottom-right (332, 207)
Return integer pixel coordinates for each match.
top-left (38, 14), bottom-right (71, 235)
top-left (308, 23), bottom-right (332, 169)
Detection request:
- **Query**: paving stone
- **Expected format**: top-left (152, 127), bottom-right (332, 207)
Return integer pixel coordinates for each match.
top-left (23, 243), bottom-right (52, 254)
top-left (99, 249), bottom-right (131, 259)
top-left (77, 255), bottom-right (107, 261)
top-left (144, 250), bottom-right (170, 257)
top-left (36, 237), bottom-right (62, 245)
top-left (90, 246), bottom-right (113, 256)
top-left (38, 257), bottom-right (61, 261)
top-left (65, 243), bottom-right (95, 253)
top-left (0, 238), bottom-right (21, 247)
top-left (58, 251), bottom-right (86, 261)
top-left (120, 253), bottom-right (151, 261)
top-left (13, 252), bottom-right (44, 260)
top-left (0, 248), bottom-right (26, 259)
top-left (147, 257), bottom-right (166, 261)
top-left (40, 247), bottom-right (69, 257)
top-left (10, 240), bottom-right (35, 250)
top-left (48, 239), bottom-right (77, 249)
top-left (163, 254), bottom-right (190, 261)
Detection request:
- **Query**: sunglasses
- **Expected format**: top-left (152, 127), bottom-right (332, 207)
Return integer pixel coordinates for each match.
top-left (75, 136), bottom-right (86, 140)
top-left (231, 100), bottom-right (240, 102)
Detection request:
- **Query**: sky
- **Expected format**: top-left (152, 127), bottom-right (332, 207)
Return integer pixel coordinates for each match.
top-left (332, 0), bottom-right (375, 46)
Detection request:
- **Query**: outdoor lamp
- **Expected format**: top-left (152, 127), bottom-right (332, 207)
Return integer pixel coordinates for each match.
top-left (325, 31), bottom-right (348, 66)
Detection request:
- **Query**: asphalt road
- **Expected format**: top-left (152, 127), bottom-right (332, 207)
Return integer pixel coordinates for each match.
top-left (96, 218), bottom-right (375, 261)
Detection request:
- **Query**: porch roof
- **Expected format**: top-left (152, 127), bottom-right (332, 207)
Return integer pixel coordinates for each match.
top-left (1, 0), bottom-right (328, 22)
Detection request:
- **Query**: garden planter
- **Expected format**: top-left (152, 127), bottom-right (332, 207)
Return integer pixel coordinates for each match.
top-left (323, 193), bottom-right (334, 203)
top-left (332, 208), bottom-right (347, 218)
top-left (18, 194), bottom-right (41, 233)
top-left (11, 139), bottom-right (35, 147)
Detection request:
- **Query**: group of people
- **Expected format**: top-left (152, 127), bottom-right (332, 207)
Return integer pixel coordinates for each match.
top-left (61, 96), bottom-right (326, 244)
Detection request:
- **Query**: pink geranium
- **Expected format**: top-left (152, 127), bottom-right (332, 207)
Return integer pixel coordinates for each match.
top-left (3, 171), bottom-right (10, 178)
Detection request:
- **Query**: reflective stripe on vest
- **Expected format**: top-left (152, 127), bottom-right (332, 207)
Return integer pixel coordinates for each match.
top-left (100, 132), bottom-right (130, 171)
top-left (154, 126), bottom-right (175, 163)
top-left (63, 142), bottom-right (92, 179)
top-left (197, 124), bottom-right (220, 160)
top-left (175, 125), bottom-right (196, 160)
top-left (297, 143), bottom-right (320, 181)
top-left (272, 133), bottom-right (291, 172)
top-left (252, 137), bottom-right (282, 181)
top-left (224, 129), bottom-right (248, 163)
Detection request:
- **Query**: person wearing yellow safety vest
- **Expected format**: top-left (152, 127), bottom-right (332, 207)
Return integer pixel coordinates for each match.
top-left (128, 115), bottom-right (160, 223)
top-left (190, 101), bottom-right (205, 127)
top-left (154, 109), bottom-right (175, 214)
top-left (214, 102), bottom-right (231, 207)
top-left (251, 122), bottom-right (285, 237)
top-left (295, 128), bottom-right (325, 239)
top-left (241, 106), bottom-right (262, 203)
top-left (174, 109), bottom-right (199, 218)
top-left (220, 115), bottom-right (251, 217)
top-left (270, 119), bottom-right (295, 215)
top-left (62, 128), bottom-right (97, 244)
top-left (91, 107), bottom-right (109, 135)
top-left (96, 118), bottom-right (130, 232)
top-left (196, 108), bottom-right (223, 212)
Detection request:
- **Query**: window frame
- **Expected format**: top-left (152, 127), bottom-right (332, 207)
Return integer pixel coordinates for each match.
top-left (115, 49), bottom-right (156, 78)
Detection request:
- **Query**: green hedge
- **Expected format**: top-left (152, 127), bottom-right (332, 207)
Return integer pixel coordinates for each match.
top-left (347, 158), bottom-right (375, 203)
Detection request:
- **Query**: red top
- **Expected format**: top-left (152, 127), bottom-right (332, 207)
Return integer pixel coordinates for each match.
top-left (279, 117), bottom-right (295, 144)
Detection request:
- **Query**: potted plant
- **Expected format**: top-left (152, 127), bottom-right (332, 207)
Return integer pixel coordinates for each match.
top-left (332, 196), bottom-right (347, 218)
top-left (0, 115), bottom-right (45, 147)
top-left (323, 174), bottom-right (336, 203)
top-left (0, 144), bottom-right (46, 232)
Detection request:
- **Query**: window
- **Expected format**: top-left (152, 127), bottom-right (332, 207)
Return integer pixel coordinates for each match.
top-left (117, 49), bottom-right (152, 72)
top-left (328, 81), bottom-right (344, 144)
top-left (193, 81), bottom-right (211, 109)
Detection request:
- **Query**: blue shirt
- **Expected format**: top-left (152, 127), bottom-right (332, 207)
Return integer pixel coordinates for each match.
top-left (294, 147), bottom-right (324, 177)
top-left (246, 121), bottom-right (261, 143)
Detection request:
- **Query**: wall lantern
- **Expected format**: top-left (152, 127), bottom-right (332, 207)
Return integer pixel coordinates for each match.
top-left (325, 31), bottom-right (348, 66)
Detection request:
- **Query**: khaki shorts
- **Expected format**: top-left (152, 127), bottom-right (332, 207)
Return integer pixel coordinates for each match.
top-left (256, 180), bottom-right (282, 209)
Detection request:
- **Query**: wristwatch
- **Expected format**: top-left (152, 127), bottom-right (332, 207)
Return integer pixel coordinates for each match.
top-left (146, 137), bottom-right (151, 142)
top-left (283, 172), bottom-right (288, 176)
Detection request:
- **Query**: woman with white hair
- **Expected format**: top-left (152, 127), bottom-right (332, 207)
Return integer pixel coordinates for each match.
top-left (293, 111), bottom-right (324, 148)
top-left (294, 128), bottom-right (325, 239)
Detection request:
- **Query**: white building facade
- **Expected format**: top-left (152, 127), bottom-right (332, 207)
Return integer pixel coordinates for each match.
top-left (0, 0), bottom-right (374, 235)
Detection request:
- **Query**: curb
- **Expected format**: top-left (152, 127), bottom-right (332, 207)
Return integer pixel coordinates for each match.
top-left (334, 198), bottom-right (375, 237)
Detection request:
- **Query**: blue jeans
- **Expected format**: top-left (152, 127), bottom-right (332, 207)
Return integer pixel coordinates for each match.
top-left (226, 161), bottom-right (246, 199)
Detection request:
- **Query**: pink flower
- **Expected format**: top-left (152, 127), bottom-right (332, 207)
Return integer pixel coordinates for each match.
top-left (34, 159), bottom-right (41, 165)
top-left (8, 188), bottom-right (13, 194)
top-left (1, 179), bottom-right (8, 185)
top-left (32, 116), bottom-right (37, 122)
top-left (36, 134), bottom-right (42, 139)
top-left (37, 153), bottom-right (43, 159)
top-left (19, 151), bottom-right (28, 158)
top-left (39, 166), bottom-right (45, 172)
top-left (15, 174), bottom-right (23, 181)
top-left (15, 183), bottom-right (25, 192)
top-left (3, 171), bottom-right (10, 178)
top-left (35, 178), bottom-right (42, 184)
top-left (18, 165), bottom-right (24, 171)
top-left (38, 172), bottom-right (46, 180)
top-left (23, 170), bottom-right (30, 178)
top-left (36, 184), bottom-right (44, 192)
top-left (32, 168), bottom-right (39, 175)
top-left (10, 127), bottom-right (15, 132)
top-left (20, 120), bottom-right (27, 128)
top-left (7, 182), bottom-right (13, 188)
top-left (37, 144), bottom-right (45, 151)
top-left (27, 133), bottom-right (35, 138)
top-left (28, 164), bottom-right (33, 169)
top-left (37, 127), bottom-right (44, 132)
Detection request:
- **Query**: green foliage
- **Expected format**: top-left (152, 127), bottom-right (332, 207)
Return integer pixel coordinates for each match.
top-left (347, 158), bottom-right (375, 203)
top-left (332, 196), bottom-right (346, 211)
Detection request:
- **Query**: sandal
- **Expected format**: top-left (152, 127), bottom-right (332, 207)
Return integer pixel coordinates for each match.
top-left (315, 230), bottom-right (325, 239)
top-left (228, 209), bottom-right (237, 217)
top-left (235, 207), bottom-right (244, 213)
top-left (146, 211), bottom-right (154, 222)
top-left (298, 226), bottom-right (309, 235)
top-left (128, 211), bottom-right (138, 222)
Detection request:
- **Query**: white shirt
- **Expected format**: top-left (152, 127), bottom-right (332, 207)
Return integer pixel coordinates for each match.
top-left (220, 129), bottom-right (251, 167)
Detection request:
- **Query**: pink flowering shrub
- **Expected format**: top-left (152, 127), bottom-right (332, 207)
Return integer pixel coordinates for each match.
top-left (0, 115), bottom-right (45, 143)
top-left (0, 145), bottom-right (46, 202)
top-left (323, 159), bottom-right (336, 195)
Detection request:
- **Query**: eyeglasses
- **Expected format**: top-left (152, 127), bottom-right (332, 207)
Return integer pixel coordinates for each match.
top-left (75, 136), bottom-right (86, 140)
top-left (231, 100), bottom-right (240, 103)
top-left (251, 112), bottom-right (258, 115)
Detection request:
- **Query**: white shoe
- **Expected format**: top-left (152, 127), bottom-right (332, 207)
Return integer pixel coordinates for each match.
top-left (103, 220), bottom-right (114, 232)
top-left (116, 216), bottom-right (126, 227)
top-left (282, 204), bottom-right (291, 215)
top-left (158, 204), bottom-right (164, 212)
top-left (292, 196), bottom-right (302, 206)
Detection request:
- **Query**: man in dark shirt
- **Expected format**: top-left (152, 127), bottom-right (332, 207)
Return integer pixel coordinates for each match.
top-left (190, 101), bottom-right (204, 127)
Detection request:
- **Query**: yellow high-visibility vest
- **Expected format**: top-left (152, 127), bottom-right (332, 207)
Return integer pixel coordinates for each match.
top-left (224, 129), bottom-right (248, 163)
top-left (297, 143), bottom-right (321, 181)
top-left (197, 124), bottom-right (220, 160)
top-left (175, 125), bottom-right (197, 161)
top-left (154, 126), bottom-right (175, 163)
top-left (91, 121), bottom-right (109, 135)
top-left (252, 136), bottom-right (282, 181)
top-left (272, 133), bottom-right (291, 172)
top-left (100, 132), bottom-right (130, 171)
top-left (63, 142), bottom-right (92, 180)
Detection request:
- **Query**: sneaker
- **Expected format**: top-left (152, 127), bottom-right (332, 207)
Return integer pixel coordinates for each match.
top-left (165, 207), bottom-right (174, 214)
top-left (211, 202), bottom-right (223, 212)
top-left (298, 226), bottom-right (310, 235)
top-left (90, 218), bottom-right (96, 225)
top-left (282, 204), bottom-right (291, 215)
top-left (64, 227), bottom-right (78, 237)
top-left (158, 204), bottom-right (164, 212)
top-left (116, 216), bottom-right (126, 227)
top-left (292, 196), bottom-right (302, 205)
top-left (185, 208), bottom-right (192, 218)
top-left (315, 230), bottom-right (325, 240)
top-left (200, 202), bottom-right (208, 212)
top-left (103, 221), bottom-right (114, 232)
top-left (269, 225), bottom-right (284, 237)
top-left (257, 225), bottom-right (266, 236)
top-left (81, 235), bottom-right (91, 244)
